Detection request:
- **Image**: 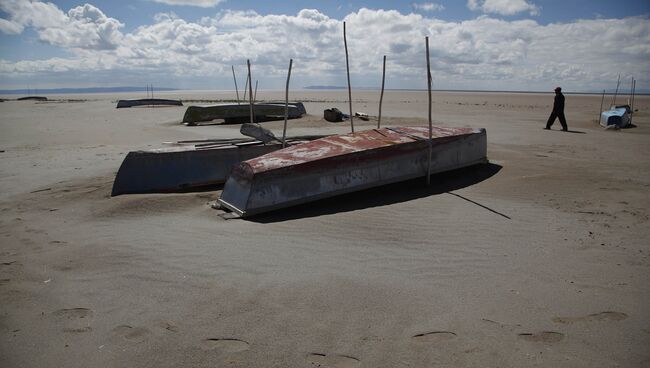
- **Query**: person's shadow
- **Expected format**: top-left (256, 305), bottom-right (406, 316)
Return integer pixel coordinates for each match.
top-left (546, 128), bottom-right (585, 134)
top-left (248, 162), bottom-right (503, 223)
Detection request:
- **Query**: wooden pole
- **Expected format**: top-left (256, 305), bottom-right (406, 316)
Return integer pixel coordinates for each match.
top-left (232, 65), bottom-right (240, 105)
top-left (631, 79), bottom-right (636, 111)
top-left (254, 80), bottom-right (258, 102)
top-left (630, 79), bottom-right (636, 125)
top-left (247, 59), bottom-right (254, 124)
top-left (151, 84), bottom-right (155, 108)
top-left (343, 22), bottom-right (354, 133)
top-left (611, 73), bottom-right (620, 107)
top-left (425, 36), bottom-right (433, 185)
top-left (282, 59), bottom-right (293, 148)
top-left (628, 77), bottom-right (634, 105)
top-left (243, 73), bottom-right (249, 102)
top-left (598, 89), bottom-right (605, 124)
top-left (378, 55), bottom-right (386, 129)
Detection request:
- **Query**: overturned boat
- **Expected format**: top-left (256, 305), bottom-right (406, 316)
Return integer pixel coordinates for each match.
top-left (182, 102), bottom-right (306, 125)
top-left (217, 126), bottom-right (487, 218)
top-left (116, 98), bottom-right (183, 108)
top-left (600, 105), bottom-right (632, 128)
top-left (111, 135), bottom-right (324, 196)
top-left (17, 96), bottom-right (47, 101)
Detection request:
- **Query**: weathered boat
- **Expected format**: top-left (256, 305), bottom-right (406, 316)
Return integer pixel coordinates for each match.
top-left (111, 135), bottom-right (324, 196)
top-left (116, 98), bottom-right (183, 108)
top-left (600, 105), bottom-right (631, 128)
top-left (217, 126), bottom-right (487, 218)
top-left (17, 96), bottom-right (47, 101)
top-left (182, 102), bottom-right (306, 125)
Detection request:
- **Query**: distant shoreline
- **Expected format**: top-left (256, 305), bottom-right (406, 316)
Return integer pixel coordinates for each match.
top-left (303, 86), bottom-right (646, 96)
top-left (0, 86), bottom-right (645, 96)
top-left (0, 86), bottom-right (179, 95)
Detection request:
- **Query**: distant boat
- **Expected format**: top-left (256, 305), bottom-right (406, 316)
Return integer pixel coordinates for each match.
top-left (111, 135), bottom-right (325, 196)
top-left (599, 74), bottom-right (636, 128)
top-left (17, 96), bottom-right (47, 101)
top-left (182, 102), bottom-right (306, 125)
top-left (217, 126), bottom-right (487, 218)
top-left (600, 105), bottom-right (631, 128)
top-left (116, 98), bottom-right (183, 108)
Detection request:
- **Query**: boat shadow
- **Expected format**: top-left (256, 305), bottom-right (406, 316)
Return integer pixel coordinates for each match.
top-left (249, 162), bottom-right (503, 223)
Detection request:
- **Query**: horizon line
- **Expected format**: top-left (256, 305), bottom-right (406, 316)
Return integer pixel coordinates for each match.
top-left (0, 86), bottom-right (645, 96)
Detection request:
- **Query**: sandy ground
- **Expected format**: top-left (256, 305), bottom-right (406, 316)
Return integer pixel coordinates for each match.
top-left (0, 90), bottom-right (648, 367)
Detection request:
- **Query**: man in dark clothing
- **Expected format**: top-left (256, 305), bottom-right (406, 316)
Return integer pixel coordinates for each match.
top-left (545, 86), bottom-right (568, 131)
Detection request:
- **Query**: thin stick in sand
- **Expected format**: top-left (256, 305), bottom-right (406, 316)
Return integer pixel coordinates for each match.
top-left (247, 59), bottom-right (254, 124)
top-left (282, 59), bottom-right (293, 148)
top-left (425, 36), bottom-right (433, 185)
top-left (630, 78), bottom-right (636, 125)
top-left (632, 79), bottom-right (636, 111)
top-left (611, 73), bottom-right (620, 107)
top-left (254, 80), bottom-right (258, 103)
top-left (598, 89), bottom-right (605, 123)
top-left (628, 77), bottom-right (634, 106)
top-left (343, 21), bottom-right (354, 133)
top-left (232, 65), bottom-right (240, 105)
top-left (378, 55), bottom-right (386, 129)
top-left (243, 73), bottom-right (249, 102)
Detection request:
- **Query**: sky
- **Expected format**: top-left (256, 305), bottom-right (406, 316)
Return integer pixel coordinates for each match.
top-left (0, 0), bottom-right (648, 92)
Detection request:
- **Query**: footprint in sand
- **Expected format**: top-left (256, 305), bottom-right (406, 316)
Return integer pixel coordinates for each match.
top-left (552, 311), bottom-right (628, 324)
top-left (201, 338), bottom-right (250, 353)
top-left (517, 331), bottom-right (564, 343)
top-left (411, 331), bottom-right (457, 343)
top-left (53, 261), bottom-right (80, 272)
top-left (155, 320), bottom-right (179, 333)
top-left (53, 308), bottom-right (93, 333)
top-left (63, 326), bottom-right (92, 333)
top-left (112, 325), bottom-right (150, 343)
top-left (53, 307), bottom-right (93, 319)
top-left (306, 353), bottom-right (361, 368)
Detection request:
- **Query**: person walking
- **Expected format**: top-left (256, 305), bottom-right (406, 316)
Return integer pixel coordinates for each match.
top-left (545, 86), bottom-right (568, 131)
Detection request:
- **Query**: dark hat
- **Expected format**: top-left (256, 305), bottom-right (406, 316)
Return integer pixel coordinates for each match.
top-left (554, 86), bottom-right (561, 91)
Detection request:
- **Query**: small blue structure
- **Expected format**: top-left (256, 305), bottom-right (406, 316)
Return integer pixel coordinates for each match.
top-left (600, 105), bottom-right (631, 128)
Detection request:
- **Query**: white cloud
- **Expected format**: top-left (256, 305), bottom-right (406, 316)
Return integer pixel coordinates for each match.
top-left (0, 2), bottom-right (648, 92)
top-left (0, 1), bottom-right (124, 50)
top-left (0, 18), bottom-right (23, 34)
top-left (149, 0), bottom-right (226, 7)
top-left (468, 0), bottom-right (540, 16)
top-left (413, 3), bottom-right (445, 12)
top-left (0, 0), bottom-right (68, 29)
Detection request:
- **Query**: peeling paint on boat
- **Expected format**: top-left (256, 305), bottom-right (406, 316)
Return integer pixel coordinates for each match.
top-left (217, 126), bottom-right (487, 217)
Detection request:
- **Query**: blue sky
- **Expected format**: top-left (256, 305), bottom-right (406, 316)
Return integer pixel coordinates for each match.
top-left (8, 0), bottom-right (648, 28)
top-left (0, 0), bottom-right (648, 91)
